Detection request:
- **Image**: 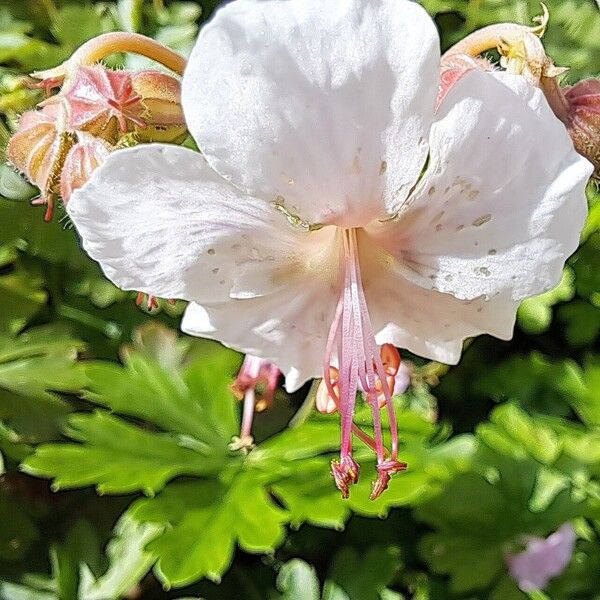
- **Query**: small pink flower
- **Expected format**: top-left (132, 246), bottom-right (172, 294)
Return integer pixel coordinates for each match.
top-left (7, 63), bottom-right (186, 221)
top-left (506, 523), bottom-right (576, 592)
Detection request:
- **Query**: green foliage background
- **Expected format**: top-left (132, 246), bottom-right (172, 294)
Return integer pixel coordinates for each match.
top-left (0, 1), bottom-right (599, 599)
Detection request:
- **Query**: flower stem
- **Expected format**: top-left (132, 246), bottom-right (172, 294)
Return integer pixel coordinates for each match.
top-left (32, 32), bottom-right (186, 86)
top-left (540, 76), bottom-right (571, 122)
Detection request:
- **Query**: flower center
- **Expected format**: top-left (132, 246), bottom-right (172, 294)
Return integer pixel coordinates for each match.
top-left (322, 228), bottom-right (406, 500)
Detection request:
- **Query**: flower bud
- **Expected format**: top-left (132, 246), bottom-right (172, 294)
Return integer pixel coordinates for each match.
top-left (53, 65), bottom-right (186, 146)
top-left (7, 104), bottom-right (76, 220)
top-left (60, 133), bottom-right (112, 202)
top-left (561, 79), bottom-right (600, 180)
top-left (131, 70), bottom-right (187, 143)
top-left (59, 65), bottom-right (145, 142)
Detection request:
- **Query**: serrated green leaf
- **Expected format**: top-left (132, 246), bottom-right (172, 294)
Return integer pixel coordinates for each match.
top-left (80, 340), bottom-right (240, 447)
top-left (0, 327), bottom-right (85, 441)
top-left (478, 403), bottom-right (561, 465)
top-left (22, 411), bottom-right (226, 495)
top-left (417, 456), bottom-right (581, 595)
top-left (78, 514), bottom-right (161, 600)
top-left (130, 475), bottom-right (288, 586)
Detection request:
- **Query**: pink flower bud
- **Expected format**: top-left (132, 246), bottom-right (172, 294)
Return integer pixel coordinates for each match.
top-left (60, 133), bottom-right (112, 203)
top-left (131, 70), bottom-right (187, 143)
top-left (6, 64), bottom-right (186, 220)
top-left (562, 79), bottom-right (600, 180)
top-left (60, 65), bottom-right (145, 141)
top-left (6, 104), bottom-right (76, 220)
top-left (59, 65), bottom-right (186, 144)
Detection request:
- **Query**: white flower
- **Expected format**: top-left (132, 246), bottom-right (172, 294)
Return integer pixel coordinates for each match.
top-left (67, 0), bottom-right (592, 497)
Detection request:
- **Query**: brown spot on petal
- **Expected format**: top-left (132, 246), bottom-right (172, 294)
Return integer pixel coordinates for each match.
top-left (472, 214), bottom-right (491, 227)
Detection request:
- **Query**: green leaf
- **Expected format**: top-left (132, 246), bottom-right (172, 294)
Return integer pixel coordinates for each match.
top-left (130, 474), bottom-right (288, 587)
top-left (276, 560), bottom-right (320, 600)
top-left (417, 454), bottom-right (581, 595)
top-left (22, 411), bottom-right (226, 495)
top-left (0, 421), bottom-right (32, 462)
top-left (473, 352), bottom-right (587, 416)
top-left (78, 514), bottom-right (161, 600)
top-left (0, 197), bottom-right (87, 266)
top-left (0, 327), bottom-right (85, 441)
top-left (50, 6), bottom-right (109, 49)
top-left (323, 546), bottom-right (402, 600)
top-left (0, 582), bottom-right (56, 600)
top-left (517, 269), bottom-right (575, 334)
top-left (0, 265), bottom-right (47, 334)
top-left (571, 232), bottom-right (600, 303)
top-left (560, 301), bottom-right (600, 347)
top-left (565, 358), bottom-right (600, 427)
top-left (477, 403), bottom-right (561, 465)
top-left (0, 165), bottom-right (37, 201)
top-left (80, 340), bottom-right (239, 446)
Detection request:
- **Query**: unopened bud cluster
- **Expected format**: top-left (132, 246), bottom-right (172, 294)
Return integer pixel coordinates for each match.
top-left (7, 41), bottom-right (186, 220)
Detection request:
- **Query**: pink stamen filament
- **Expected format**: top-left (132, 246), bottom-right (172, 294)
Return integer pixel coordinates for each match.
top-left (325, 228), bottom-right (402, 496)
top-left (234, 355), bottom-right (282, 445)
top-left (240, 385), bottom-right (257, 441)
top-left (239, 356), bottom-right (262, 440)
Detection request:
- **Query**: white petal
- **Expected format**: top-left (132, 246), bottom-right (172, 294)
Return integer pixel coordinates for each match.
top-left (357, 231), bottom-right (518, 364)
top-left (182, 277), bottom-right (340, 392)
top-left (369, 70), bottom-right (593, 304)
top-left (67, 144), bottom-right (335, 303)
top-left (183, 0), bottom-right (439, 227)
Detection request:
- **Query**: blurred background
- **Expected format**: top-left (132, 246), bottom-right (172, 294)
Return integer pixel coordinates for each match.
top-left (0, 1), bottom-right (599, 599)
